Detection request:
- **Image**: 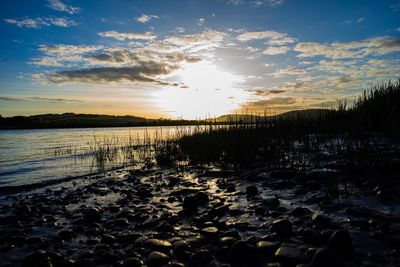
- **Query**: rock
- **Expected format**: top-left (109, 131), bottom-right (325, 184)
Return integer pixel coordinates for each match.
top-left (147, 251), bottom-right (170, 267)
top-left (292, 207), bottom-right (311, 217)
top-left (201, 227), bottom-right (219, 238)
top-left (246, 186), bottom-right (259, 196)
top-left (229, 240), bottom-right (257, 266)
top-left (220, 236), bottom-right (237, 247)
top-left (102, 234), bottom-right (117, 244)
top-left (257, 241), bottom-right (280, 256)
top-left (310, 248), bottom-right (340, 267)
top-left (311, 214), bottom-right (331, 227)
top-left (182, 192), bottom-right (209, 211)
top-left (274, 245), bottom-right (305, 265)
top-left (226, 183), bottom-right (236, 193)
top-left (21, 250), bottom-right (67, 267)
top-left (262, 197), bottom-right (280, 208)
top-left (83, 207), bottom-right (102, 223)
top-left (271, 219), bottom-right (292, 237)
top-left (147, 239), bottom-right (173, 252)
top-left (328, 230), bottom-right (353, 255)
top-left (188, 249), bottom-right (214, 267)
top-left (122, 257), bottom-right (144, 267)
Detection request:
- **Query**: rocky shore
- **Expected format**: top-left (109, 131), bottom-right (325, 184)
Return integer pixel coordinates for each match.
top-left (0, 165), bottom-right (399, 267)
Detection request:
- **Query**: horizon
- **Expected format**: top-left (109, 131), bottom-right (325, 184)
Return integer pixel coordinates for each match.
top-left (1, 0), bottom-right (400, 119)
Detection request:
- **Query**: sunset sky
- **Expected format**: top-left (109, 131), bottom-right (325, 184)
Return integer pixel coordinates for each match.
top-left (0, 0), bottom-right (399, 119)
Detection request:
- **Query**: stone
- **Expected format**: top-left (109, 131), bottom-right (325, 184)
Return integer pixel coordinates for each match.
top-left (246, 186), bottom-right (259, 196)
top-left (147, 239), bottom-right (173, 252)
top-left (226, 183), bottom-right (236, 192)
top-left (188, 249), bottom-right (214, 267)
top-left (201, 227), bottom-right (219, 238)
top-left (328, 230), bottom-right (353, 255)
top-left (229, 240), bottom-right (257, 266)
top-left (257, 241), bottom-right (280, 256)
top-left (271, 219), bottom-right (292, 237)
top-left (292, 207), bottom-right (311, 217)
top-left (311, 214), bottom-right (331, 227)
top-left (122, 257), bottom-right (144, 267)
top-left (83, 207), bottom-right (102, 223)
top-left (274, 245), bottom-right (305, 265)
top-left (262, 197), bottom-right (280, 208)
top-left (147, 251), bottom-right (170, 267)
top-left (310, 248), bottom-right (340, 267)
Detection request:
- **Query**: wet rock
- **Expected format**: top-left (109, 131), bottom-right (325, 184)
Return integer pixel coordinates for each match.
top-left (201, 227), bottom-right (219, 238)
top-left (271, 219), bottom-right (292, 237)
top-left (229, 240), bottom-right (257, 266)
top-left (226, 183), bottom-right (236, 193)
top-left (57, 229), bottom-right (73, 240)
top-left (147, 251), bottom-right (170, 267)
top-left (21, 250), bottom-right (67, 267)
top-left (147, 239), bottom-right (173, 252)
top-left (102, 234), bottom-right (117, 244)
top-left (83, 207), bottom-right (102, 223)
top-left (262, 197), bottom-right (280, 208)
top-left (122, 257), bottom-right (144, 267)
top-left (220, 236), bottom-right (237, 247)
top-left (188, 249), bottom-right (214, 267)
top-left (292, 207), bottom-right (312, 217)
top-left (173, 240), bottom-right (191, 260)
top-left (328, 230), bottom-right (353, 255)
top-left (246, 186), bottom-right (259, 196)
top-left (182, 192), bottom-right (209, 211)
top-left (257, 241), bottom-right (280, 256)
top-left (311, 214), bottom-right (331, 227)
top-left (310, 248), bottom-right (340, 267)
top-left (274, 245), bottom-right (305, 265)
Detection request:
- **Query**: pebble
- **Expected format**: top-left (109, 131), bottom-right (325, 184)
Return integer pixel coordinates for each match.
top-left (147, 251), bottom-right (170, 267)
top-left (271, 219), bottom-right (292, 237)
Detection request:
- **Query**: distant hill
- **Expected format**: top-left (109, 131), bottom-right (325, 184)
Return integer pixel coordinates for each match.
top-left (0, 113), bottom-right (199, 129)
top-left (0, 109), bottom-right (332, 130)
top-left (211, 109), bottom-right (331, 122)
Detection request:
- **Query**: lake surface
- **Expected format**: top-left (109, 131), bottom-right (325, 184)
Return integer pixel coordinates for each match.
top-left (0, 126), bottom-right (193, 188)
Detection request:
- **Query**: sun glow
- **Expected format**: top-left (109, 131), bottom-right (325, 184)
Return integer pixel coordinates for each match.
top-left (155, 61), bottom-right (250, 119)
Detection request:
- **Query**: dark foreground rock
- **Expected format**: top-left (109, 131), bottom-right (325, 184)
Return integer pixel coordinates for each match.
top-left (0, 165), bottom-right (399, 267)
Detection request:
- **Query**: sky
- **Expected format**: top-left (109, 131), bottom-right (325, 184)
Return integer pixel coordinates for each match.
top-left (0, 0), bottom-right (399, 119)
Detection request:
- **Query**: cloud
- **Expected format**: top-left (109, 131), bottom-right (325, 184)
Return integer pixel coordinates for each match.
top-left (242, 97), bottom-right (297, 111)
top-left (46, 64), bottom-right (182, 86)
top-left (47, 0), bottom-right (80, 14)
top-left (294, 36), bottom-right (400, 59)
top-left (391, 3), bottom-right (400, 12)
top-left (197, 18), bottom-right (205, 26)
top-left (98, 31), bottom-right (156, 41)
top-left (263, 46), bottom-right (290, 55)
top-left (175, 27), bottom-right (185, 33)
top-left (237, 30), bottom-right (287, 42)
top-left (163, 30), bottom-right (225, 52)
top-left (270, 68), bottom-right (306, 77)
top-left (135, 14), bottom-right (159, 23)
top-left (4, 17), bottom-right (77, 28)
top-left (248, 88), bottom-right (286, 96)
top-left (225, 0), bottom-right (284, 7)
top-left (0, 96), bottom-right (83, 103)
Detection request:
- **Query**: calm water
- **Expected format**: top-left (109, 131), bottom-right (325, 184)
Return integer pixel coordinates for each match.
top-left (0, 126), bottom-right (191, 187)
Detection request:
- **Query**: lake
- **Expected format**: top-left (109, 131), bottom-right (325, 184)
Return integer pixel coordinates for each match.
top-left (0, 126), bottom-right (194, 188)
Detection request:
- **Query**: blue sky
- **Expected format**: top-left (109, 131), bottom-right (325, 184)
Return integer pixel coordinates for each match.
top-left (0, 0), bottom-right (399, 118)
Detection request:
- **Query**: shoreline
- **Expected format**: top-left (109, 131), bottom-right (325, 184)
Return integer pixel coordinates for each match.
top-left (0, 164), bottom-right (399, 267)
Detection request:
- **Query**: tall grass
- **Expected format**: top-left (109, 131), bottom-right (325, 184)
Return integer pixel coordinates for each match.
top-left (50, 79), bottom-right (400, 173)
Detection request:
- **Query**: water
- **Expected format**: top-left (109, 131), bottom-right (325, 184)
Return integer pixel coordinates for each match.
top-left (0, 126), bottom-right (192, 188)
